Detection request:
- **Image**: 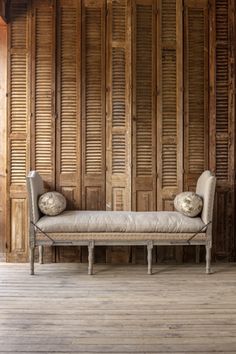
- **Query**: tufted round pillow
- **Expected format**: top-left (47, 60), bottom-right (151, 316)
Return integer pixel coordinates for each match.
top-left (174, 192), bottom-right (203, 218)
top-left (38, 192), bottom-right (66, 216)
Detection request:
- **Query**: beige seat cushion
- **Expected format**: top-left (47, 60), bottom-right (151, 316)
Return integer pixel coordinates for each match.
top-left (36, 210), bottom-right (205, 234)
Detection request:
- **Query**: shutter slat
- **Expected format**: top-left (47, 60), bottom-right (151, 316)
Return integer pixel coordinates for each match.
top-left (215, 0), bottom-right (229, 181)
top-left (9, 0), bottom-right (28, 187)
top-left (10, 141), bottom-right (27, 185)
top-left (82, 0), bottom-right (106, 211)
top-left (34, 4), bottom-right (55, 185)
top-left (133, 1), bottom-right (156, 211)
top-left (184, 1), bottom-right (208, 185)
top-left (60, 7), bottom-right (77, 174)
top-left (112, 0), bottom-right (125, 42)
top-left (85, 7), bottom-right (103, 175)
top-left (106, 0), bottom-right (131, 212)
top-left (136, 5), bottom-right (153, 177)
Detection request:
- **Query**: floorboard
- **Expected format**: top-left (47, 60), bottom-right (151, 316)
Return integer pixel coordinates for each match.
top-left (0, 262), bottom-right (236, 353)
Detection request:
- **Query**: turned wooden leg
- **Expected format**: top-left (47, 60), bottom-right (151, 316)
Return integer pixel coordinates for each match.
top-left (206, 245), bottom-right (212, 274)
top-left (88, 242), bottom-right (94, 275)
top-left (196, 245), bottom-right (200, 264)
top-left (30, 247), bottom-right (35, 275)
top-left (147, 243), bottom-right (153, 275)
top-left (39, 245), bottom-right (44, 264)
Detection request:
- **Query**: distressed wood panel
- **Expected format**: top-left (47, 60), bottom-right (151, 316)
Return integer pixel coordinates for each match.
top-left (209, 0), bottom-right (235, 260)
top-left (132, 0), bottom-right (156, 212)
top-left (184, 0), bottom-right (209, 190)
top-left (0, 22), bottom-right (7, 260)
top-left (157, 0), bottom-right (183, 210)
top-left (7, 0), bottom-right (30, 262)
top-left (106, 0), bottom-right (131, 263)
top-left (56, 0), bottom-right (81, 262)
top-left (31, 0), bottom-right (55, 188)
top-left (4, 0), bottom-right (236, 263)
top-left (81, 0), bottom-right (106, 215)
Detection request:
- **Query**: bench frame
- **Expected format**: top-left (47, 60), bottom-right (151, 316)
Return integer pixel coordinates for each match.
top-left (27, 171), bottom-right (216, 275)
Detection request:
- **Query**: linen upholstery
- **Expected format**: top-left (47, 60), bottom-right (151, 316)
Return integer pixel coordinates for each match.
top-left (26, 171), bottom-right (44, 223)
top-left (36, 210), bottom-right (205, 233)
top-left (196, 170), bottom-right (216, 224)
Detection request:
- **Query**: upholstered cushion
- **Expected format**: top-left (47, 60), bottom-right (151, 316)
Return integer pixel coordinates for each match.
top-left (27, 171), bottom-right (44, 223)
top-left (36, 210), bottom-right (205, 233)
top-left (196, 171), bottom-right (216, 224)
top-left (174, 192), bottom-right (203, 217)
top-left (38, 192), bottom-right (66, 216)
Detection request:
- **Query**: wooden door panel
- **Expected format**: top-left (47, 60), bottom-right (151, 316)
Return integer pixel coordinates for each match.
top-left (7, 0), bottom-right (30, 262)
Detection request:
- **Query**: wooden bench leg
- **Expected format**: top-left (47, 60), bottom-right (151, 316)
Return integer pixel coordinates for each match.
top-left (39, 245), bottom-right (44, 264)
top-left (147, 242), bottom-right (153, 275)
top-left (30, 247), bottom-right (35, 275)
top-left (88, 242), bottom-right (94, 275)
top-left (206, 245), bottom-right (212, 274)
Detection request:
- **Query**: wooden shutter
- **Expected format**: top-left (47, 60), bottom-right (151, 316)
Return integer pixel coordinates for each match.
top-left (184, 0), bottom-right (209, 190)
top-left (157, 0), bottom-right (183, 211)
top-left (132, 0), bottom-right (156, 211)
top-left (209, 0), bottom-right (235, 259)
top-left (81, 0), bottom-right (106, 211)
top-left (7, 0), bottom-right (30, 261)
top-left (56, 0), bottom-right (81, 262)
top-left (106, 0), bottom-right (131, 264)
top-left (0, 21), bottom-right (7, 260)
top-left (56, 0), bottom-right (81, 208)
top-left (106, 0), bottom-right (131, 213)
top-left (31, 0), bottom-right (56, 189)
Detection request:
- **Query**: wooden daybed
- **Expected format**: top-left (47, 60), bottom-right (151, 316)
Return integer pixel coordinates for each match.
top-left (27, 170), bottom-right (216, 275)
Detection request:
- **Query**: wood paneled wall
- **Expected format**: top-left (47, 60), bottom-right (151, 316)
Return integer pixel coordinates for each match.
top-left (1, 0), bottom-right (235, 263)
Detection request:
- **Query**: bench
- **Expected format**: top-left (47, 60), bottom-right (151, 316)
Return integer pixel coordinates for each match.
top-left (27, 170), bottom-right (216, 275)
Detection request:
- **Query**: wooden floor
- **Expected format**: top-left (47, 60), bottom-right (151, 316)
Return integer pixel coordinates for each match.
top-left (0, 263), bottom-right (236, 354)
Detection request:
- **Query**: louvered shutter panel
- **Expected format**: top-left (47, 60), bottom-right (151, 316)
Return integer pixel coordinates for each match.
top-left (55, 0), bottom-right (81, 262)
top-left (132, 0), bottom-right (156, 211)
top-left (32, 0), bottom-right (55, 188)
top-left (82, 0), bottom-right (106, 210)
top-left (184, 0), bottom-right (208, 190)
top-left (214, 0), bottom-right (234, 185)
top-left (105, 0), bottom-right (131, 264)
top-left (209, 0), bottom-right (235, 259)
top-left (157, 0), bottom-right (183, 211)
top-left (106, 0), bottom-right (131, 213)
top-left (8, 0), bottom-right (30, 261)
top-left (57, 0), bottom-right (81, 209)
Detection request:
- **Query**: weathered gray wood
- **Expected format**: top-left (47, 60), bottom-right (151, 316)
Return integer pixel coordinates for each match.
top-left (1, 263), bottom-right (236, 353)
top-left (206, 245), bottom-right (211, 274)
top-left (88, 241), bottom-right (94, 275)
top-left (29, 248), bottom-right (34, 275)
top-left (147, 242), bottom-right (153, 275)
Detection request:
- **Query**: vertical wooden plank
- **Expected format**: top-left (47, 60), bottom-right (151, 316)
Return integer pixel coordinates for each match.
top-left (132, 0), bottom-right (157, 212)
top-left (0, 21), bottom-right (7, 261)
top-left (56, 0), bottom-right (82, 262)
